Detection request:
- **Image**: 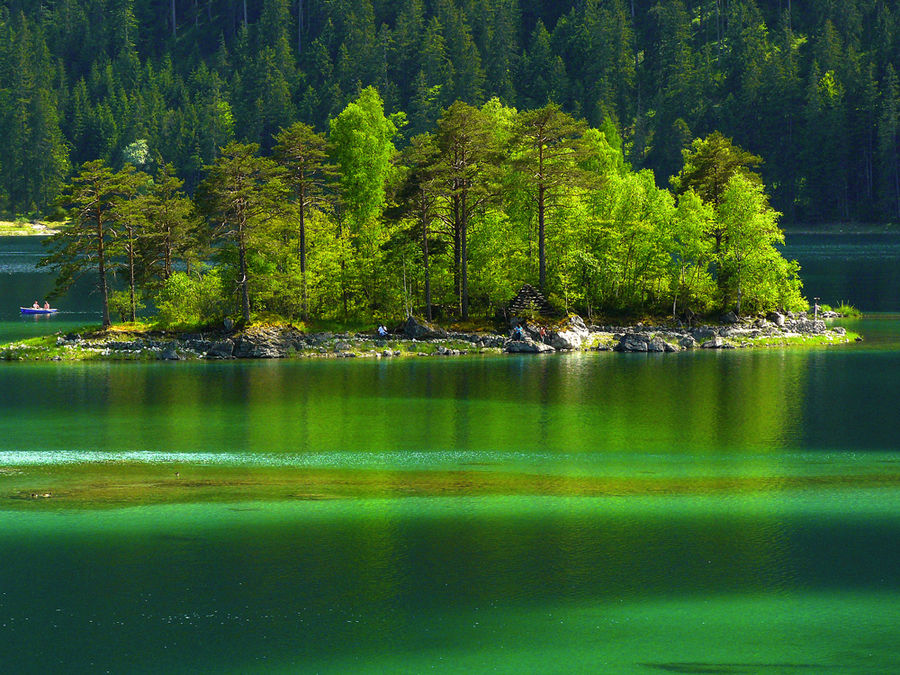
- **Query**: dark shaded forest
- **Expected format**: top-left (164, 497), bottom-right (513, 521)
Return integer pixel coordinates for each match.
top-left (2, 0), bottom-right (899, 224)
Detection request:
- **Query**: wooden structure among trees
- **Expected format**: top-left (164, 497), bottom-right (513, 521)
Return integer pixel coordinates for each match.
top-left (507, 284), bottom-right (556, 319)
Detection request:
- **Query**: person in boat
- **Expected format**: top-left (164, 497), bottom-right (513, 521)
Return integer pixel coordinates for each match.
top-left (32, 300), bottom-right (39, 309)
top-left (43, 301), bottom-right (50, 310)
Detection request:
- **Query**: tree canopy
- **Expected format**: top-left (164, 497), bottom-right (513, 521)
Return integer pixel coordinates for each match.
top-left (44, 101), bottom-right (807, 329)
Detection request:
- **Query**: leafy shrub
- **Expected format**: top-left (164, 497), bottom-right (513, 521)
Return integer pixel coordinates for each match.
top-left (155, 270), bottom-right (228, 328)
top-left (109, 289), bottom-right (145, 322)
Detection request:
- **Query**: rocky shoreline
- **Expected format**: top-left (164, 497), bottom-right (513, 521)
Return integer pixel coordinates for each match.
top-left (1, 311), bottom-right (859, 362)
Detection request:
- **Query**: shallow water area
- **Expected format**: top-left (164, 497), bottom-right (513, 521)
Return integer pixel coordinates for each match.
top-left (1, 234), bottom-right (900, 672)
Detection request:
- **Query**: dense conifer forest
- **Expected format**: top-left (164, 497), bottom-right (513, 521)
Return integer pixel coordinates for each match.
top-left (4, 1), bottom-right (896, 323)
top-left (3, 0), bottom-right (899, 223)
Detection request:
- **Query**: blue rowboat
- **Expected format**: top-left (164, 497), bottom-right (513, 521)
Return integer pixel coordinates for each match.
top-left (20, 307), bottom-right (58, 315)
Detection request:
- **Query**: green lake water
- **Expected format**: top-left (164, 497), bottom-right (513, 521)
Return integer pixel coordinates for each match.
top-left (1, 235), bottom-right (900, 673)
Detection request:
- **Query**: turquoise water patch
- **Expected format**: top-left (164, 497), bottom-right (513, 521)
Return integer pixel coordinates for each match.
top-left (0, 496), bottom-right (898, 674)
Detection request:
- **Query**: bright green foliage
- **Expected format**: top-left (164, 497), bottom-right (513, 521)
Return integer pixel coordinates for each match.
top-left (669, 190), bottom-right (717, 315)
top-left (154, 270), bottom-right (226, 328)
top-left (2, 2), bottom-right (900, 225)
top-left (109, 288), bottom-right (145, 322)
top-left (328, 87), bottom-right (398, 317)
top-left (432, 100), bottom-right (499, 319)
top-left (138, 163), bottom-right (197, 282)
top-left (111, 165), bottom-right (152, 322)
top-left (329, 87), bottom-right (397, 231)
top-left (717, 174), bottom-right (805, 313)
top-left (41, 100), bottom-right (807, 327)
top-left (387, 133), bottom-right (443, 320)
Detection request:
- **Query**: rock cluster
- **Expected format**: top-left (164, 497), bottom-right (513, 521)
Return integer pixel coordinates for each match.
top-left (40, 308), bottom-right (852, 362)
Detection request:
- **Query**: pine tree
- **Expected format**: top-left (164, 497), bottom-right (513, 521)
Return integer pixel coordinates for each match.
top-left (390, 132), bottom-right (442, 320)
top-left (142, 162), bottom-right (197, 282)
top-left (196, 142), bottom-right (287, 323)
top-left (273, 122), bottom-right (331, 320)
top-left (518, 20), bottom-right (567, 110)
top-left (433, 101), bottom-right (497, 320)
top-left (512, 104), bottom-right (590, 292)
top-left (40, 161), bottom-right (135, 327)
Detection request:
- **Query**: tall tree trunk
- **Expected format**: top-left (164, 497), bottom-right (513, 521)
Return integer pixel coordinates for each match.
top-left (171, 0), bottom-right (177, 37)
top-left (460, 189), bottom-right (469, 321)
top-left (336, 217), bottom-right (348, 319)
top-left (421, 190), bottom-right (432, 321)
top-left (243, 0), bottom-right (248, 28)
top-left (538, 182), bottom-right (546, 293)
top-left (238, 225), bottom-right (251, 323)
top-left (96, 211), bottom-right (110, 328)
top-left (299, 181), bottom-right (308, 321)
top-left (128, 238), bottom-right (136, 322)
top-left (452, 193), bottom-right (461, 313)
top-left (164, 224), bottom-right (172, 279)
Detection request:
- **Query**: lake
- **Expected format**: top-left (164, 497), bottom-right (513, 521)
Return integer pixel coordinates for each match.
top-left (0, 234), bottom-right (899, 674)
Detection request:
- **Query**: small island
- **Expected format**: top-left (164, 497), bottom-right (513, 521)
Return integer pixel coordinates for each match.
top-left (17, 100), bottom-right (848, 361)
top-left (1, 305), bottom-right (858, 362)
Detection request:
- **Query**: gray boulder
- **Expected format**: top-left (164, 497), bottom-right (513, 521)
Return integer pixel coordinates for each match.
top-left (207, 340), bottom-right (235, 359)
top-left (185, 339), bottom-right (212, 352)
top-left (551, 330), bottom-right (583, 350)
top-left (250, 343), bottom-right (285, 358)
top-left (159, 348), bottom-right (180, 361)
top-left (479, 335), bottom-right (506, 349)
top-left (791, 319), bottom-right (826, 334)
top-left (233, 340), bottom-right (253, 358)
top-left (548, 315), bottom-right (590, 350)
top-left (766, 311), bottom-right (785, 327)
top-left (615, 334), bottom-right (648, 352)
top-left (679, 335), bottom-right (697, 349)
top-left (505, 339), bottom-right (555, 354)
top-left (566, 315), bottom-right (588, 332)
top-left (692, 327), bottom-right (717, 341)
top-left (404, 315), bottom-right (447, 339)
top-left (647, 336), bottom-right (667, 352)
top-left (721, 311), bottom-right (739, 324)
top-left (701, 336), bottom-right (725, 349)
top-left (721, 327), bottom-right (754, 338)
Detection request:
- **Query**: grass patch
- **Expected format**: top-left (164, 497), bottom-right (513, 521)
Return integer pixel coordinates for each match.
top-left (835, 302), bottom-right (862, 318)
top-left (718, 331), bottom-right (860, 349)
